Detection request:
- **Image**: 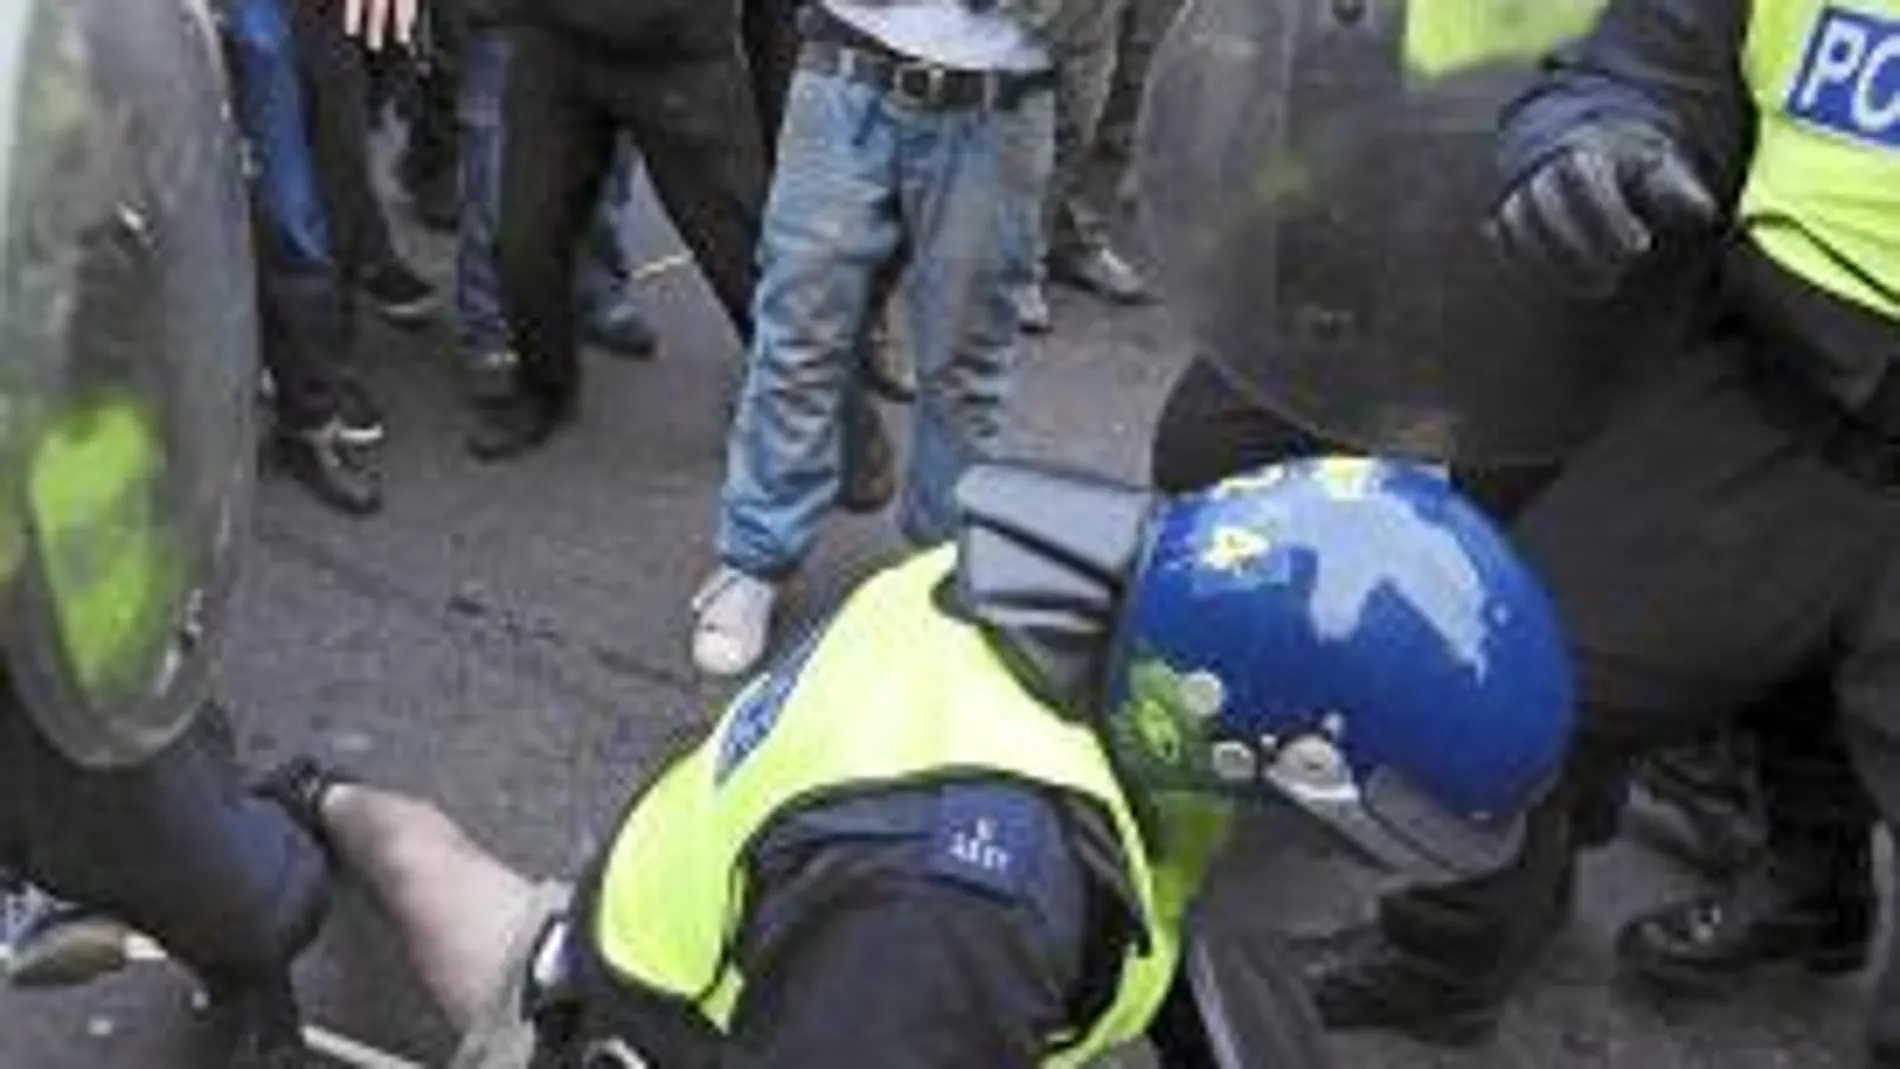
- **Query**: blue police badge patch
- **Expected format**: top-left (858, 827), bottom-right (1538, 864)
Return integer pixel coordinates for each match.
top-left (1788, 6), bottom-right (1900, 149)
top-left (927, 785), bottom-right (1051, 900)
top-left (715, 631), bottom-right (822, 784)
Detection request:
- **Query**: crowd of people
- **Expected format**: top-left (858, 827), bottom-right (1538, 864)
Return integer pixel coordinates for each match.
top-left (220, 0), bottom-right (1182, 682)
top-left (5, 0), bottom-right (1900, 1067)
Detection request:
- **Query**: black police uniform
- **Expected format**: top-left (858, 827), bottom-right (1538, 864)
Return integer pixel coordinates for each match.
top-left (1310, 0), bottom-right (1900, 1059)
top-left (0, 696), bottom-right (328, 1009)
top-left (537, 785), bottom-right (1215, 1068)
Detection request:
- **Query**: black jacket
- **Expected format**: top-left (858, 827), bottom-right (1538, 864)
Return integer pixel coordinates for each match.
top-left (490, 0), bottom-right (739, 55)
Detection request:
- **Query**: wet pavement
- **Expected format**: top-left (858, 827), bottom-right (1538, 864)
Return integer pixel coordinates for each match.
top-left (0, 172), bottom-right (1879, 1068)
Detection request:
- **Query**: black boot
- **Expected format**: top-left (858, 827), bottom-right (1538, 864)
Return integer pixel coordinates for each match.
top-left (466, 389), bottom-right (575, 463)
top-left (207, 974), bottom-right (313, 1069)
top-left (1624, 737), bottom-right (1766, 877)
top-left (276, 421), bottom-right (383, 516)
top-left (1616, 845), bottom-right (1874, 994)
top-left (1295, 923), bottom-right (1505, 1046)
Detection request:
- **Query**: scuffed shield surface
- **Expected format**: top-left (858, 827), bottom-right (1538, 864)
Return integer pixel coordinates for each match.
top-left (1140, 0), bottom-right (1659, 464)
top-left (0, 0), bottom-right (257, 766)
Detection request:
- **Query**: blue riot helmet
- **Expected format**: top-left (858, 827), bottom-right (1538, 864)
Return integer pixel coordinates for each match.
top-left (1103, 458), bottom-right (1573, 881)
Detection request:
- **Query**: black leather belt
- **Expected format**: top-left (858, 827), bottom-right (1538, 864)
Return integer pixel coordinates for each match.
top-left (797, 40), bottom-right (1056, 111)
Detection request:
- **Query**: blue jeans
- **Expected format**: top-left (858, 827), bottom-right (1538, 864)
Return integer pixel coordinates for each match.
top-left (456, 29), bottom-right (636, 358)
top-left (220, 0), bottom-right (331, 268)
top-left (717, 69), bottom-right (1056, 577)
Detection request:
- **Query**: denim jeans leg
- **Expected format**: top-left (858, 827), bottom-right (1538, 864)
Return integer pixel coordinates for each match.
top-left (894, 91), bottom-right (1056, 547)
top-left (224, 0), bottom-right (332, 268)
top-left (575, 144), bottom-right (637, 322)
top-left (716, 73), bottom-right (902, 579)
top-left (455, 30), bottom-right (510, 359)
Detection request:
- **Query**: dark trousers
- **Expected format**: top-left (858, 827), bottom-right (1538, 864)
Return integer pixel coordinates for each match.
top-left (1366, 332), bottom-right (1900, 1058)
top-left (742, 0), bottom-right (804, 152)
top-left (399, 1), bottom-right (466, 192)
top-left (0, 704), bottom-right (328, 985)
top-left (220, 0), bottom-right (355, 431)
top-left (1151, 347), bottom-right (1882, 990)
top-left (499, 25), bottom-right (768, 402)
top-left (290, 0), bottom-right (400, 280)
top-left (254, 221), bottom-right (356, 431)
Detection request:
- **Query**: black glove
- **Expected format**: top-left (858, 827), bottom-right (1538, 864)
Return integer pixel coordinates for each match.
top-left (1493, 120), bottom-right (1719, 300)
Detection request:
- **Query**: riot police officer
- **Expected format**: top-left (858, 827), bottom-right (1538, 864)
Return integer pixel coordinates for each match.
top-left (263, 456), bottom-right (1574, 1067)
top-left (1271, 0), bottom-right (1900, 1062)
top-left (0, 1), bottom-right (331, 1063)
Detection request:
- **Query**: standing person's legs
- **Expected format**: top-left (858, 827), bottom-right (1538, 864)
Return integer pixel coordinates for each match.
top-left (895, 89), bottom-right (1056, 547)
top-left (1039, 0), bottom-right (1147, 308)
top-left (573, 143), bottom-right (660, 360)
top-left (613, 45), bottom-right (769, 345)
top-left (291, 0), bottom-right (434, 324)
top-left (1306, 338), bottom-right (1890, 1039)
top-left (1817, 522), bottom-right (1900, 1064)
top-left (699, 71), bottom-right (902, 677)
top-left (1617, 675), bottom-right (1878, 989)
top-left (1090, 0), bottom-right (1186, 208)
top-left (485, 27), bottom-right (616, 459)
top-left (222, 0), bottom-right (383, 513)
top-left (459, 34), bottom-right (651, 372)
top-left (398, 0), bottom-right (465, 230)
top-left (742, 0), bottom-right (805, 155)
top-left (454, 27), bottom-right (515, 367)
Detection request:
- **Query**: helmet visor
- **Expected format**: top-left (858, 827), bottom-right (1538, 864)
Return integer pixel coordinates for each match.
top-left (1267, 755), bottom-right (1527, 883)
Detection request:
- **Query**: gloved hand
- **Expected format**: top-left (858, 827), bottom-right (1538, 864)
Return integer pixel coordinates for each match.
top-left (1492, 120), bottom-right (1720, 300)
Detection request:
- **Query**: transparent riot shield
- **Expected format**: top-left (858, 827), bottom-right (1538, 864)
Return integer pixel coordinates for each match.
top-left (0, 0), bottom-right (258, 767)
top-left (1139, 0), bottom-right (1671, 464)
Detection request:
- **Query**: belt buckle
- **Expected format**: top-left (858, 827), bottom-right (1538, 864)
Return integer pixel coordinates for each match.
top-left (892, 61), bottom-right (950, 108)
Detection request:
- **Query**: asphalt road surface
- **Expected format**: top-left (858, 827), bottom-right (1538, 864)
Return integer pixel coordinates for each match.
top-left (0, 168), bottom-right (1882, 1068)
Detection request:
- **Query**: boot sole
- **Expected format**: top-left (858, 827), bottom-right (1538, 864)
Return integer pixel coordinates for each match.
top-left (1620, 943), bottom-right (1870, 998)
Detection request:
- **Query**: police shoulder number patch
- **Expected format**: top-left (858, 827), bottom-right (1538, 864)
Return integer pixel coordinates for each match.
top-left (927, 784), bottom-right (1051, 901)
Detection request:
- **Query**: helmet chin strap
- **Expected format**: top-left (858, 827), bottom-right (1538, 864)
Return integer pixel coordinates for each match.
top-left (948, 463), bottom-right (1157, 716)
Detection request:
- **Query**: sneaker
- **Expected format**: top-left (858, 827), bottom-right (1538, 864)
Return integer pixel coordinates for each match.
top-left (334, 380), bottom-right (385, 447)
top-left (581, 302), bottom-right (659, 361)
top-left (358, 260), bottom-right (439, 327)
top-left (465, 390), bottom-right (575, 463)
top-left (1014, 283), bottom-right (1052, 335)
top-left (463, 348), bottom-right (523, 405)
top-left (276, 421), bottom-right (383, 516)
top-left (4, 896), bottom-right (136, 988)
top-left (691, 567), bottom-right (778, 678)
top-left (1050, 245), bottom-right (1150, 306)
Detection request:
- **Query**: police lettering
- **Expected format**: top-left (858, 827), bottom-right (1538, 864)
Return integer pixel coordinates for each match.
top-left (1790, 7), bottom-right (1900, 147)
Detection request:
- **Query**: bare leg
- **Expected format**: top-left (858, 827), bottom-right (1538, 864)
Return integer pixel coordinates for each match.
top-left (319, 784), bottom-right (537, 1028)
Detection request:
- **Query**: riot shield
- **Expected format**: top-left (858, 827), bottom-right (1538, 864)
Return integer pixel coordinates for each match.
top-left (1140, 0), bottom-right (1653, 464)
top-left (0, 0), bottom-right (258, 767)
top-left (1181, 927), bottom-right (1334, 1069)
